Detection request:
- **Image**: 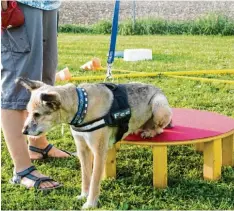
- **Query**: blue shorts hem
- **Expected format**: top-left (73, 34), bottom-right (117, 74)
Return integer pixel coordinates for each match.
top-left (1, 101), bottom-right (27, 110)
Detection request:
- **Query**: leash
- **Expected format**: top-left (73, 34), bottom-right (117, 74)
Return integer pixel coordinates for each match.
top-left (106, 0), bottom-right (120, 80)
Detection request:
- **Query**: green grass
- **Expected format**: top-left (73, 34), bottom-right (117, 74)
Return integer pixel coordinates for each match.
top-left (59, 14), bottom-right (234, 36)
top-left (1, 34), bottom-right (234, 210)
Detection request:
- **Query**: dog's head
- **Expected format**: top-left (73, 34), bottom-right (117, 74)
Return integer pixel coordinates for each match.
top-left (16, 77), bottom-right (62, 136)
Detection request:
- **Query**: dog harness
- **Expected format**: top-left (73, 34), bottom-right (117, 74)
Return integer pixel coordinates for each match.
top-left (70, 83), bottom-right (131, 143)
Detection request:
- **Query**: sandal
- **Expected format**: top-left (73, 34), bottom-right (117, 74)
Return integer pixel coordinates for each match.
top-left (10, 165), bottom-right (62, 191)
top-left (29, 144), bottom-right (72, 160)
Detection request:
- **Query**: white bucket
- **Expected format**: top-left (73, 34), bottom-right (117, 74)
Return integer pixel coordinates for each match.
top-left (124, 49), bottom-right (152, 61)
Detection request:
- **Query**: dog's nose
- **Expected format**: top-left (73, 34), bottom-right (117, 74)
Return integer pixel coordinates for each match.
top-left (22, 126), bottom-right (29, 135)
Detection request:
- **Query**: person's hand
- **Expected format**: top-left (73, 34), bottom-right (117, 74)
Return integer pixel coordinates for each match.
top-left (1, 0), bottom-right (8, 11)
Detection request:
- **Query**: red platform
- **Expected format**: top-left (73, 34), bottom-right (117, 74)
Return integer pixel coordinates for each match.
top-left (125, 108), bottom-right (234, 143)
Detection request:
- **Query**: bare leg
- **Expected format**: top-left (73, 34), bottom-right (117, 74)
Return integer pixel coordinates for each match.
top-left (1, 109), bottom-right (59, 188)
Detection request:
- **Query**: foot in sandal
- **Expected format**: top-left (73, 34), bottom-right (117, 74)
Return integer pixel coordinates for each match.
top-left (10, 166), bottom-right (62, 190)
top-left (28, 144), bottom-right (71, 160)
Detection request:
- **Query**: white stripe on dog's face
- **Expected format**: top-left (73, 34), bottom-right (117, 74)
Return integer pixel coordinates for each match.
top-left (23, 89), bottom-right (62, 136)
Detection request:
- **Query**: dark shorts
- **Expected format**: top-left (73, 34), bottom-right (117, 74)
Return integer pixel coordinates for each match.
top-left (1, 3), bottom-right (58, 110)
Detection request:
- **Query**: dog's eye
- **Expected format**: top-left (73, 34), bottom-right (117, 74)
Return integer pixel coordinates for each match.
top-left (33, 112), bottom-right (41, 118)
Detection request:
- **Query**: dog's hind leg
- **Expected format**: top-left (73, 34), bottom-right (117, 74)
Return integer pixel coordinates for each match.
top-left (141, 95), bottom-right (172, 138)
top-left (82, 128), bottom-right (110, 209)
top-left (152, 96), bottom-right (172, 135)
top-left (73, 134), bottom-right (92, 200)
top-left (140, 117), bottom-right (157, 138)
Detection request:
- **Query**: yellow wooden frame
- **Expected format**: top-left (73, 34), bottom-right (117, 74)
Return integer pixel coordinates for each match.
top-left (103, 146), bottom-right (117, 179)
top-left (222, 134), bottom-right (234, 166)
top-left (104, 130), bottom-right (234, 188)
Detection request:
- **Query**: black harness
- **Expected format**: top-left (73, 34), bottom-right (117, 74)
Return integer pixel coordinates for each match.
top-left (70, 83), bottom-right (131, 143)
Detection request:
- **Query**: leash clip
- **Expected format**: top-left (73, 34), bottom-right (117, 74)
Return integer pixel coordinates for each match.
top-left (105, 63), bottom-right (114, 82)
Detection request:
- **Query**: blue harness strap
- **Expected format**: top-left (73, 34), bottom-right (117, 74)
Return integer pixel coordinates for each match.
top-left (70, 88), bottom-right (88, 126)
top-left (106, 0), bottom-right (120, 78)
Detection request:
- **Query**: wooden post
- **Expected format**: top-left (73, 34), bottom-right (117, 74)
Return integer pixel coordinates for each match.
top-left (194, 143), bottom-right (204, 152)
top-left (222, 134), bottom-right (234, 166)
top-left (152, 145), bottom-right (168, 188)
top-left (103, 146), bottom-right (117, 179)
top-left (115, 142), bottom-right (121, 151)
top-left (203, 139), bottom-right (222, 180)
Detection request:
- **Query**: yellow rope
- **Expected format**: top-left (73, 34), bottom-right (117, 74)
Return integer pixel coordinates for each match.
top-left (100, 68), bottom-right (138, 73)
top-left (71, 69), bottom-right (234, 82)
top-left (168, 75), bottom-right (234, 84)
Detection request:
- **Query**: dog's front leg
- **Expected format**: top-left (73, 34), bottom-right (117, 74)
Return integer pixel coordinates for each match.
top-left (73, 134), bottom-right (92, 200)
top-left (82, 131), bottom-right (109, 209)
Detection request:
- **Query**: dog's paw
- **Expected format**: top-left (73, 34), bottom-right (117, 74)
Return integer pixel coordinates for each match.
top-left (77, 192), bottom-right (88, 200)
top-left (133, 129), bottom-right (143, 135)
top-left (155, 128), bottom-right (163, 134)
top-left (82, 200), bottom-right (98, 209)
top-left (140, 130), bottom-right (156, 139)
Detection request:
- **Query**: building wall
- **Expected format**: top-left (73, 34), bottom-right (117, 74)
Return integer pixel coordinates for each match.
top-left (59, 1), bottom-right (234, 25)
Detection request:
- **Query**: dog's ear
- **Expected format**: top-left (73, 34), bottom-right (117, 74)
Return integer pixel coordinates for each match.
top-left (15, 77), bottom-right (44, 91)
top-left (40, 92), bottom-right (61, 110)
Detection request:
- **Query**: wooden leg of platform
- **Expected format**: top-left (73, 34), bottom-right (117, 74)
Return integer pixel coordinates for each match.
top-left (152, 145), bottom-right (168, 188)
top-left (115, 142), bottom-right (121, 151)
top-left (103, 146), bottom-right (117, 179)
top-left (194, 143), bottom-right (204, 152)
top-left (222, 134), bottom-right (234, 166)
top-left (203, 139), bottom-right (222, 180)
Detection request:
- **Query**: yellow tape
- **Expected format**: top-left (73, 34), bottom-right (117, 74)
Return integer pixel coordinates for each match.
top-left (99, 67), bottom-right (138, 73)
top-left (99, 68), bottom-right (234, 75)
top-left (168, 75), bottom-right (234, 84)
top-left (71, 69), bottom-right (234, 82)
top-left (162, 69), bottom-right (234, 76)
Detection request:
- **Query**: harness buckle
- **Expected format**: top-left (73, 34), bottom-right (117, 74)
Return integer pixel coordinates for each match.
top-left (105, 63), bottom-right (114, 82)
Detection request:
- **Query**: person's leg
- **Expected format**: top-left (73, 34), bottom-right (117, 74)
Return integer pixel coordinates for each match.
top-left (1, 3), bottom-right (61, 188)
top-left (1, 110), bottom-right (30, 172)
top-left (42, 8), bottom-right (58, 85)
top-left (27, 8), bottom-right (69, 159)
top-left (1, 109), bottom-right (59, 188)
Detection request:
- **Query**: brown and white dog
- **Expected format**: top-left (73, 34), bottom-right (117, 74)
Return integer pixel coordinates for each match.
top-left (16, 77), bottom-right (172, 209)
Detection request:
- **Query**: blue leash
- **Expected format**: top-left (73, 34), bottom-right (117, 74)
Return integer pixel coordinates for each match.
top-left (106, 0), bottom-right (120, 79)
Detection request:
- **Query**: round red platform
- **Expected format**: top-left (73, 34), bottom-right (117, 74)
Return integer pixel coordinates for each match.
top-left (125, 108), bottom-right (234, 143)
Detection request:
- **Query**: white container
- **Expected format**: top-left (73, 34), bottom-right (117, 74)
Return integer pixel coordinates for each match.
top-left (124, 49), bottom-right (152, 61)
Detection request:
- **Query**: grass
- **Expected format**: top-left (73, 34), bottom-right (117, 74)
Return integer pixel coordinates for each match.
top-left (1, 34), bottom-right (234, 210)
top-left (59, 14), bottom-right (234, 36)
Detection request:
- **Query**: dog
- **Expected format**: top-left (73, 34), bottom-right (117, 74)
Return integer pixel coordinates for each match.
top-left (16, 77), bottom-right (172, 209)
